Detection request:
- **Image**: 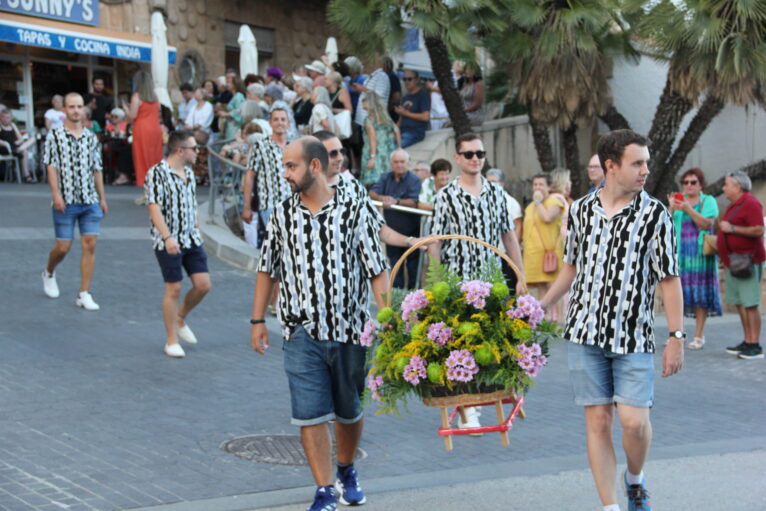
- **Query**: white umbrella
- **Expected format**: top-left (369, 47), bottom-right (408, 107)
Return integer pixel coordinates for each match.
top-left (325, 37), bottom-right (338, 65)
top-left (238, 25), bottom-right (258, 79)
top-left (150, 10), bottom-right (172, 109)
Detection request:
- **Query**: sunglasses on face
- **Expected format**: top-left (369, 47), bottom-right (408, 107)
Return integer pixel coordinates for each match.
top-left (181, 145), bottom-right (201, 152)
top-left (403, 77), bottom-right (417, 82)
top-left (681, 180), bottom-right (699, 185)
top-left (458, 150), bottom-right (486, 160)
top-left (329, 148), bottom-right (347, 158)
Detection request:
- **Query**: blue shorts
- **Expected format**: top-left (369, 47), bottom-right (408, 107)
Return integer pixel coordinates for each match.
top-left (52, 204), bottom-right (103, 240)
top-left (154, 245), bottom-right (209, 283)
top-left (567, 341), bottom-right (654, 408)
top-left (283, 325), bottom-right (368, 426)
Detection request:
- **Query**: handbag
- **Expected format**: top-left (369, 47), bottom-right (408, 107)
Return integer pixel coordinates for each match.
top-left (722, 200), bottom-right (753, 278)
top-left (534, 219), bottom-right (560, 274)
top-left (703, 234), bottom-right (718, 256)
top-left (334, 109), bottom-right (352, 140)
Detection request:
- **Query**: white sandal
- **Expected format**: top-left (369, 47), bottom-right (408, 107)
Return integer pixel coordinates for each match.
top-left (688, 337), bottom-right (705, 350)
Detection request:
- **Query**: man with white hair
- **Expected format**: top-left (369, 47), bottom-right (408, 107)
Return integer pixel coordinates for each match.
top-left (369, 148), bottom-right (422, 288)
top-left (305, 60), bottom-right (328, 88)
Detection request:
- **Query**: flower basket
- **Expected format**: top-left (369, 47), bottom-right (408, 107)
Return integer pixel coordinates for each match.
top-left (362, 235), bottom-right (560, 450)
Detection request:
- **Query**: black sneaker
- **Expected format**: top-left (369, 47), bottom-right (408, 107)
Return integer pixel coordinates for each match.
top-left (726, 341), bottom-right (747, 355)
top-left (737, 344), bottom-right (764, 360)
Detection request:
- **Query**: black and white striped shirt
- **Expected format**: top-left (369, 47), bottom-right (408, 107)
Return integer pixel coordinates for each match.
top-left (246, 137), bottom-right (290, 211)
top-left (564, 190), bottom-right (678, 354)
top-left (429, 177), bottom-right (513, 276)
top-left (334, 175), bottom-right (384, 229)
top-left (144, 161), bottom-right (203, 251)
top-left (43, 126), bottom-right (102, 205)
top-left (257, 192), bottom-right (389, 344)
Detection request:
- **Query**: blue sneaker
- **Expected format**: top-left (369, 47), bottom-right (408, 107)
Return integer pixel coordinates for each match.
top-left (334, 465), bottom-right (366, 506)
top-left (624, 470), bottom-right (652, 511)
top-left (307, 485), bottom-right (337, 511)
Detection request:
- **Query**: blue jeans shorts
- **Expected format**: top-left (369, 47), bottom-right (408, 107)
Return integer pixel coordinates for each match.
top-left (52, 204), bottom-right (103, 240)
top-left (283, 325), bottom-right (368, 426)
top-left (567, 341), bottom-right (655, 408)
top-left (154, 245), bottom-right (209, 283)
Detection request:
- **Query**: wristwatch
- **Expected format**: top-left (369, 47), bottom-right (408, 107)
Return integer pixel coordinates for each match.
top-left (668, 330), bottom-right (687, 340)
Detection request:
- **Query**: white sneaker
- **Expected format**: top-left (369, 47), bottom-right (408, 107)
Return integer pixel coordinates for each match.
top-left (75, 292), bottom-right (100, 311)
top-left (42, 271), bottom-right (59, 298)
top-left (177, 324), bottom-right (198, 344)
top-left (688, 337), bottom-right (705, 350)
top-left (164, 343), bottom-right (185, 358)
top-left (457, 406), bottom-right (483, 436)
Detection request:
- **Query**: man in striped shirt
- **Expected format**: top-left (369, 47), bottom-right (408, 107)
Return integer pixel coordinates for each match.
top-left (42, 92), bottom-right (107, 311)
top-left (145, 131), bottom-right (211, 358)
top-left (251, 136), bottom-right (388, 511)
top-left (541, 130), bottom-right (684, 511)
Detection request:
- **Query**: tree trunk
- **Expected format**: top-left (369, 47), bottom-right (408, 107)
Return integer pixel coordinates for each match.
top-left (664, 94), bottom-right (725, 179)
top-left (424, 35), bottom-right (471, 136)
top-left (561, 122), bottom-right (585, 197)
top-left (645, 78), bottom-right (693, 196)
top-left (705, 159), bottom-right (766, 197)
top-left (529, 115), bottom-right (555, 173)
top-left (599, 104), bottom-right (631, 131)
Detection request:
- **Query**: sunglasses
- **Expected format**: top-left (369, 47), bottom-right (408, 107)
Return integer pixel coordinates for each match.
top-left (181, 145), bottom-right (201, 151)
top-left (403, 77), bottom-right (418, 82)
top-left (458, 150), bottom-right (486, 160)
top-left (329, 148), bottom-right (347, 158)
top-left (681, 180), bottom-right (699, 185)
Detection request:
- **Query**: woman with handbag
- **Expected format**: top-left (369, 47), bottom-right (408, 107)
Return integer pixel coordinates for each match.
top-left (523, 174), bottom-right (565, 320)
top-left (667, 168), bottom-right (722, 350)
top-left (717, 171), bottom-right (766, 360)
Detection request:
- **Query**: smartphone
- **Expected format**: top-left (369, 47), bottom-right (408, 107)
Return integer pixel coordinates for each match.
top-left (674, 193), bottom-right (684, 202)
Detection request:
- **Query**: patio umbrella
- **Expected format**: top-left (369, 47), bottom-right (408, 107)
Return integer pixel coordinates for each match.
top-left (238, 25), bottom-right (258, 79)
top-left (325, 37), bottom-right (338, 65)
top-left (150, 10), bottom-right (172, 109)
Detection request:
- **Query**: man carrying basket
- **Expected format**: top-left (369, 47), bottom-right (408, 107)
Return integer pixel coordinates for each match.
top-left (541, 129), bottom-right (684, 511)
top-left (250, 136), bottom-right (389, 511)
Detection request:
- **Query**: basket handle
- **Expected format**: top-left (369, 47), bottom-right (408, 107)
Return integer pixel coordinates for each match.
top-left (386, 234), bottom-right (527, 307)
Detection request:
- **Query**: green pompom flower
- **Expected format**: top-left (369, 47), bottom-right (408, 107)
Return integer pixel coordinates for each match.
top-left (431, 281), bottom-right (450, 302)
top-left (375, 344), bottom-right (390, 364)
top-left (491, 282), bottom-right (510, 300)
top-left (395, 356), bottom-right (410, 373)
top-left (410, 321), bottom-right (427, 338)
top-left (458, 322), bottom-right (478, 335)
top-left (427, 362), bottom-right (444, 383)
top-left (474, 346), bottom-right (494, 366)
top-left (515, 328), bottom-right (533, 341)
top-left (377, 307), bottom-right (395, 323)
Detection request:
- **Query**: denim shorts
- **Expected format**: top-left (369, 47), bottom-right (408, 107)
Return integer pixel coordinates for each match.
top-left (52, 204), bottom-right (103, 240)
top-left (283, 325), bottom-right (368, 426)
top-left (567, 341), bottom-right (655, 408)
top-left (154, 245), bottom-right (209, 283)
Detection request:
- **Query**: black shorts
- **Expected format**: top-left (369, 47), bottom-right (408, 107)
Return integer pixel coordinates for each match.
top-left (154, 245), bottom-right (208, 283)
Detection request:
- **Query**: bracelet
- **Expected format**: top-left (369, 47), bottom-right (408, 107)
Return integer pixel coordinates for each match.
top-left (730, 224), bottom-right (735, 233)
top-left (163, 235), bottom-right (172, 241)
top-left (250, 318), bottom-right (266, 324)
top-left (406, 236), bottom-right (414, 247)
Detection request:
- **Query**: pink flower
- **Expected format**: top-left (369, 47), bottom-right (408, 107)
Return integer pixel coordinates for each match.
top-left (427, 322), bottom-right (453, 346)
top-left (403, 356), bottom-right (427, 385)
top-left (506, 294), bottom-right (546, 328)
top-left (513, 343), bottom-right (548, 378)
top-left (360, 319), bottom-right (377, 347)
top-left (367, 374), bottom-right (384, 401)
top-left (460, 280), bottom-right (492, 309)
top-left (445, 349), bottom-right (479, 382)
top-left (401, 290), bottom-right (429, 321)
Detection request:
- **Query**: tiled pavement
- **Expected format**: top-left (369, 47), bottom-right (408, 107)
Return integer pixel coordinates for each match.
top-left (0, 184), bottom-right (764, 510)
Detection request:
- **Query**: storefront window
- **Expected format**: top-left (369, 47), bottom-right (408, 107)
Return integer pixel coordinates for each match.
top-left (0, 60), bottom-right (24, 111)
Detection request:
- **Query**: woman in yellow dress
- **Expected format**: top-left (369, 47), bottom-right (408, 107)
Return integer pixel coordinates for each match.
top-left (523, 174), bottom-right (566, 317)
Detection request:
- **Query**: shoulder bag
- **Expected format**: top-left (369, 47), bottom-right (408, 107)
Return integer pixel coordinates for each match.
top-left (723, 200), bottom-right (752, 278)
top-left (534, 220), bottom-right (560, 274)
top-left (698, 196), bottom-right (718, 256)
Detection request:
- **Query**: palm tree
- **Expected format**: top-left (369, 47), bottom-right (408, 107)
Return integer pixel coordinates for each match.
top-left (627, 0), bottom-right (766, 198)
top-left (485, 0), bottom-right (636, 194)
top-left (328, 0), bottom-right (512, 136)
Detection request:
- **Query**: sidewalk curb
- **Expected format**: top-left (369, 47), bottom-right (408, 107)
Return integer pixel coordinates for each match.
top-left (199, 201), bottom-right (259, 272)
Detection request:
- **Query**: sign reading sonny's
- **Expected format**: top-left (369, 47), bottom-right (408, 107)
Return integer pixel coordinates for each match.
top-left (0, 0), bottom-right (99, 27)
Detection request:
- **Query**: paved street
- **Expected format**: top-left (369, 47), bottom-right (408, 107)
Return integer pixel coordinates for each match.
top-left (0, 183), bottom-right (764, 511)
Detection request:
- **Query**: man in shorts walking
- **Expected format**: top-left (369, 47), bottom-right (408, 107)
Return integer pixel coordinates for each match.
top-left (42, 92), bottom-right (108, 310)
top-left (250, 136), bottom-right (388, 511)
top-left (541, 129), bottom-right (684, 511)
top-left (145, 131), bottom-right (211, 358)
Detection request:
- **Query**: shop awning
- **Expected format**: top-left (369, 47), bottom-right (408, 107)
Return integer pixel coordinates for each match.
top-left (0, 13), bottom-right (176, 64)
